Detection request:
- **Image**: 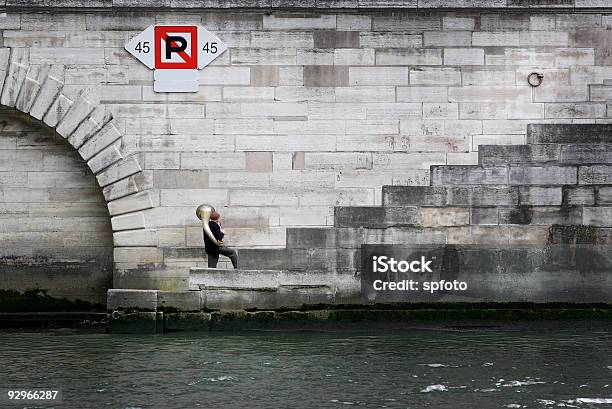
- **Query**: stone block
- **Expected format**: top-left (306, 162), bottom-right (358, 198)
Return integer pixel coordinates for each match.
top-left (78, 122), bottom-right (122, 161)
top-left (250, 66), bottom-right (279, 86)
top-left (158, 291), bottom-right (203, 312)
top-left (297, 48), bottom-right (334, 65)
top-left (518, 186), bottom-right (562, 206)
top-left (274, 120), bottom-right (345, 135)
top-left (236, 135), bottom-right (336, 152)
top-left (499, 206), bottom-right (582, 225)
top-left (102, 171), bottom-right (153, 201)
top-left (443, 16), bottom-right (475, 30)
top-left (579, 165), bottom-right (612, 185)
top-left (88, 143), bottom-right (123, 174)
top-left (160, 188), bottom-right (228, 206)
top-left (444, 48), bottom-right (484, 65)
top-left (263, 14), bottom-right (336, 30)
top-left (563, 186), bottom-right (595, 206)
top-left (462, 70), bottom-right (516, 86)
top-left (555, 48), bottom-right (595, 67)
top-left (479, 144), bottom-right (561, 165)
top-left (535, 85), bottom-right (589, 103)
top-left (560, 144), bottom-right (612, 165)
top-left (423, 103), bottom-right (458, 120)
top-left (527, 124), bottom-right (612, 144)
top-left (107, 191), bottom-right (156, 216)
top-left (349, 67), bottom-right (408, 85)
top-left (303, 66), bottom-right (348, 87)
top-left (223, 87), bottom-right (275, 101)
top-left (337, 14), bottom-right (371, 30)
top-left (313, 31), bottom-right (358, 48)
top-left (86, 12), bottom-right (154, 30)
top-left (376, 49), bottom-right (442, 65)
top-left (275, 86), bottom-right (334, 102)
top-left (114, 228), bottom-right (158, 247)
top-left (583, 207), bottom-right (612, 227)
top-left (111, 212), bottom-right (146, 231)
top-left (251, 31), bottom-right (313, 48)
top-left (231, 48), bottom-right (296, 65)
top-left (246, 151), bottom-right (273, 172)
top-left (432, 166), bottom-right (508, 185)
top-left (335, 206), bottom-right (419, 228)
top-left (308, 102), bottom-right (366, 120)
top-left (420, 207), bottom-right (469, 227)
top-left (96, 156), bottom-right (143, 187)
top-left (481, 13), bottom-right (529, 31)
top-left (334, 49), bottom-right (375, 65)
top-left (373, 152), bottom-right (446, 169)
top-left (365, 103), bottom-right (421, 120)
top-left (509, 166), bottom-right (577, 185)
top-left (372, 14), bottom-right (440, 31)
top-left (164, 312), bottom-right (210, 331)
top-left (449, 86), bottom-right (531, 102)
top-left (43, 94), bottom-right (73, 128)
top-left (214, 119), bottom-right (273, 134)
top-left (30, 48), bottom-right (104, 65)
top-left (279, 66), bottom-right (303, 85)
top-left (56, 90), bottom-right (96, 137)
top-left (472, 32), bottom-right (519, 46)
top-left (359, 32), bottom-right (421, 48)
top-left (424, 31), bottom-right (472, 46)
top-left (114, 247), bottom-right (163, 263)
top-left (198, 66), bottom-right (250, 85)
top-left (470, 207), bottom-right (499, 225)
top-left (68, 106), bottom-right (112, 149)
top-left (410, 68), bottom-right (460, 85)
top-left (1, 48), bottom-right (29, 108)
top-left (335, 86), bottom-right (395, 102)
top-left (304, 152), bottom-right (372, 170)
top-left (286, 227), bottom-right (338, 249)
top-left (545, 103), bottom-right (606, 119)
top-left (107, 289), bottom-right (157, 311)
top-left (15, 66), bottom-right (49, 113)
top-left (397, 86), bottom-right (447, 102)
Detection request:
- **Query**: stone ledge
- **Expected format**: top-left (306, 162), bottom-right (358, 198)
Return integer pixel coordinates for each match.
top-left (3, 0), bottom-right (612, 11)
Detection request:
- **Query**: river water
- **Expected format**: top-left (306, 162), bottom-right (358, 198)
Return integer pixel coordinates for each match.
top-left (0, 322), bottom-right (611, 408)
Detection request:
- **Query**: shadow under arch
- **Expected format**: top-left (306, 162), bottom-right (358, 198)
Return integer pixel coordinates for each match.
top-left (0, 47), bottom-right (156, 305)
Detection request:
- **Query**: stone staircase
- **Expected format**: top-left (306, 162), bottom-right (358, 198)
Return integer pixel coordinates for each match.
top-left (110, 123), bottom-right (612, 314)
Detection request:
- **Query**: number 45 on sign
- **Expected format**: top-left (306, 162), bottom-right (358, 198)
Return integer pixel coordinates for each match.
top-left (125, 25), bottom-right (227, 93)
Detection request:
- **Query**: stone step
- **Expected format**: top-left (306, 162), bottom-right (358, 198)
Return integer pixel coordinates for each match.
top-left (527, 124), bottom-right (612, 144)
top-left (384, 185), bottom-right (612, 208)
top-left (189, 267), bottom-right (360, 309)
top-left (479, 144), bottom-right (612, 166)
top-left (382, 185), bottom-right (564, 207)
top-left (431, 165), bottom-right (578, 186)
top-left (334, 206), bottom-right (420, 228)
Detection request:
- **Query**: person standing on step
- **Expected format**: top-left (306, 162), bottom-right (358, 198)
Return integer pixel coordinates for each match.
top-left (204, 211), bottom-right (239, 269)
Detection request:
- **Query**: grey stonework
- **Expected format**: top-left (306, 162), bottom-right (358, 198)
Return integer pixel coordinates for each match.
top-left (2, 8), bottom-right (612, 304)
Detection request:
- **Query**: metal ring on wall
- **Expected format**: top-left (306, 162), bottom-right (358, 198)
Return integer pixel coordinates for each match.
top-left (527, 72), bottom-right (544, 87)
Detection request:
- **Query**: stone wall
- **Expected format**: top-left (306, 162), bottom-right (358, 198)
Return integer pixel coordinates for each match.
top-left (0, 109), bottom-right (113, 303)
top-left (1, 7), bottom-right (612, 291)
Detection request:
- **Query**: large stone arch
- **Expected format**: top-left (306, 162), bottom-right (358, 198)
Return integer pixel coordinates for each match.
top-left (0, 47), bottom-right (157, 298)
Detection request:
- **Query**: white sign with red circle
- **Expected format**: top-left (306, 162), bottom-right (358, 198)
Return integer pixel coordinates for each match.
top-left (125, 25), bottom-right (227, 93)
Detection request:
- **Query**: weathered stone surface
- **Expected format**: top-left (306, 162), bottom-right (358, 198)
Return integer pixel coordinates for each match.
top-left (431, 166), bottom-right (508, 185)
top-left (29, 65), bottom-right (64, 120)
top-left (527, 124), bottom-right (612, 144)
top-left (479, 145), bottom-right (561, 165)
top-left (509, 166), bottom-right (577, 185)
top-left (335, 206), bottom-right (419, 228)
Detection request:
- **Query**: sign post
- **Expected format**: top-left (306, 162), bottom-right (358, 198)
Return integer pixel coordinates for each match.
top-left (125, 25), bottom-right (227, 93)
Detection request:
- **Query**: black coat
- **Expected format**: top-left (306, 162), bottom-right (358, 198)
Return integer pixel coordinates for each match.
top-left (204, 221), bottom-right (224, 255)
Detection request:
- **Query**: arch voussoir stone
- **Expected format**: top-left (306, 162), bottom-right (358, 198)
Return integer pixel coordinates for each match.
top-left (56, 88), bottom-right (96, 137)
top-left (0, 46), bottom-right (157, 256)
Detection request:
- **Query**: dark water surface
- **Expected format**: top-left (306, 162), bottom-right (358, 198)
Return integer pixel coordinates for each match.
top-left (1, 322), bottom-right (611, 409)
